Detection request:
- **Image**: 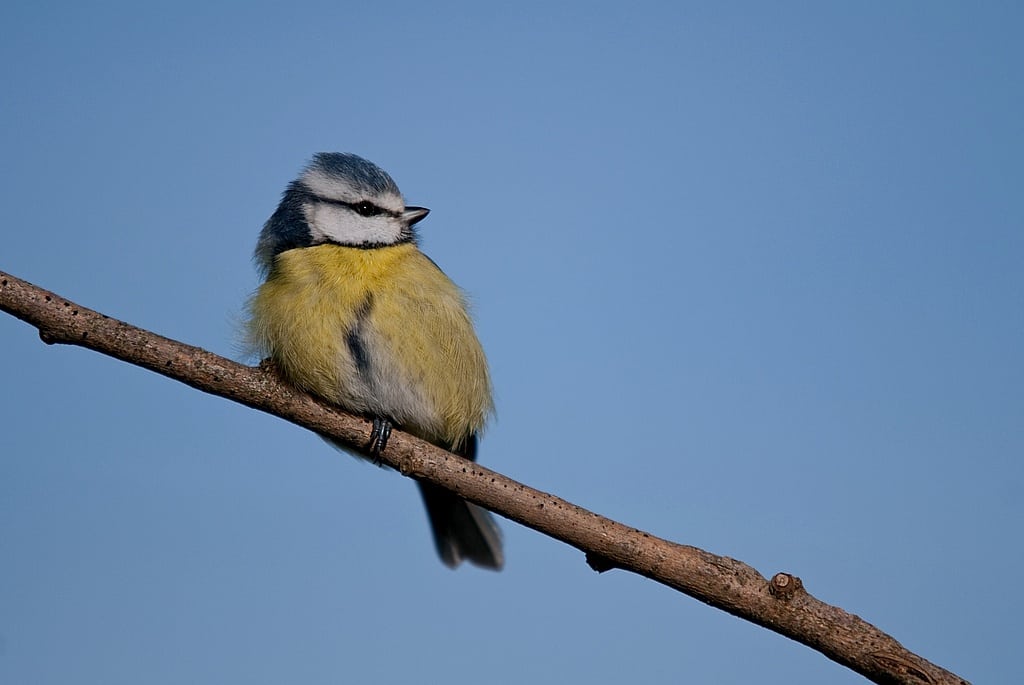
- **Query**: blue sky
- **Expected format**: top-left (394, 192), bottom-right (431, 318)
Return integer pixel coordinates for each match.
top-left (1, 2), bottom-right (1021, 683)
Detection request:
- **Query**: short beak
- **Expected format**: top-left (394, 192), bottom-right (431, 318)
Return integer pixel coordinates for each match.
top-left (403, 206), bottom-right (430, 226)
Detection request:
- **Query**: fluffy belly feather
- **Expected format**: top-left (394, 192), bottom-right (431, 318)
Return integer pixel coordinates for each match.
top-left (247, 243), bottom-right (492, 447)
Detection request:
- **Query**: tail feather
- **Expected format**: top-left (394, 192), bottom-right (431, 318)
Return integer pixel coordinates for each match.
top-left (418, 482), bottom-right (504, 570)
top-left (323, 431), bottom-right (503, 569)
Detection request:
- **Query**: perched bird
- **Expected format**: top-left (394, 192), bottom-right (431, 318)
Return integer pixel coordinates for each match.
top-left (247, 152), bottom-right (502, 570)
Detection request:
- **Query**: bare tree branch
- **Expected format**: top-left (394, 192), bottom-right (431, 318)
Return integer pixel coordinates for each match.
top-left (0, 269), bottom-right (968, 685)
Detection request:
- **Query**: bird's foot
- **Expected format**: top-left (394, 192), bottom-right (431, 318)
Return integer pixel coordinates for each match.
top-left (366, 417), bottom-right (392, 464)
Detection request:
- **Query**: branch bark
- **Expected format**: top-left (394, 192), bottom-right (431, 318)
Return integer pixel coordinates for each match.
top-left (0, 269), bottom-right (968, 685)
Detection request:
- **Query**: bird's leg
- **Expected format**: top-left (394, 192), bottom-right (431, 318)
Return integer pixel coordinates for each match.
top-left (366, 417), bottom-right (393, 464)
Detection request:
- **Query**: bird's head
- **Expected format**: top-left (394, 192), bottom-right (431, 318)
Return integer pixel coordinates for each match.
top-left (255, 153), bottom-right (429, 273)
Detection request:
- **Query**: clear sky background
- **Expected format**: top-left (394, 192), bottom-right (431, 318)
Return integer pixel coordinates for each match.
top-left (1, 3), bottom-right (1021, 684)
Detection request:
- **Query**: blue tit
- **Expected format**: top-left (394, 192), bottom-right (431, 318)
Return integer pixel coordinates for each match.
top-left (247, 152), bottom-right (502, 570)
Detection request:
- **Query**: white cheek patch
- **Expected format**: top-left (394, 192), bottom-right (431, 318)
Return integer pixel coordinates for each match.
top-left (305, 202), bottom-right (405, 245)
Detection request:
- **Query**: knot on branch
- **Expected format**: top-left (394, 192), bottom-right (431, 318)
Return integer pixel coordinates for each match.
top-left (768, 572), bottom-right (804, 600)
top-left (585, 551), bottom-right (618, 573)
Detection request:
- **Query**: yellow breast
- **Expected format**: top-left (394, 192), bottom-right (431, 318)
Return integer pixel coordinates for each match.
top-left (247, 243), bottom-right (493, 447)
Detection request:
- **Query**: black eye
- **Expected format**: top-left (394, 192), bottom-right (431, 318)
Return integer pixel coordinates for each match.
top-left (354, 201), bottom-right (381, 217)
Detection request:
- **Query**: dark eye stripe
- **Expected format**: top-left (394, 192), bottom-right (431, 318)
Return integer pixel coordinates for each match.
top-left (311, 194), bottom-right (400, 219)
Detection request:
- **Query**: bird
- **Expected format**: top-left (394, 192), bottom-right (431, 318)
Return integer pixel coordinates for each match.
top-left (246, 152), bottom-right (502, 570)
